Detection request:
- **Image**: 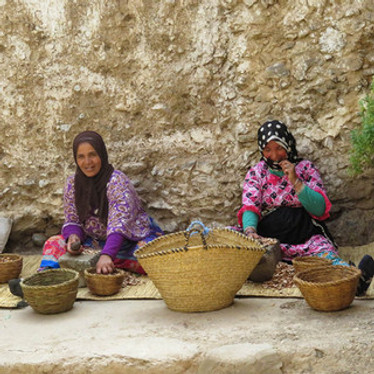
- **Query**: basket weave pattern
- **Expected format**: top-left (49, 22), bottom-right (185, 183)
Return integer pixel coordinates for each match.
top-left (0, 254), bottom-right (23, 283)
top-left (84, 268), bottom-right (125, 296)
top-left (21, 269), bottom-right (79, 314)
top-left (136, 228), bottom-right (266, 312)
top-left (294, 265), bottom-right (361, 312)
top-left (293, 256), bottom-right (332, 274)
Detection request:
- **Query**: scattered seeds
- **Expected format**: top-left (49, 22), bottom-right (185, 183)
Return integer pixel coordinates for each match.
top-left (260, 262), bottom-right (296, 290)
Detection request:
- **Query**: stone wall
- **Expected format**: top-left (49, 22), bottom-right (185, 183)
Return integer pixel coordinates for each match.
top-left (1, 0), bottom-right (374, 247)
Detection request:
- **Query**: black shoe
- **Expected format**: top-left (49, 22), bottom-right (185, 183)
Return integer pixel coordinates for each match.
top-left (16, 300), bottom-right (28, 309)
top-left (8, 278), bottom-right (24, 298)
top-left (356, 255), bottom-right (374, 297)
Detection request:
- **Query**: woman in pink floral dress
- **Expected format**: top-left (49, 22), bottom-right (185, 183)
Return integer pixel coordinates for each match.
top-left (39, 131), bottom-right (163, 274)
top-left (236, 120), bottom-right (374, 296)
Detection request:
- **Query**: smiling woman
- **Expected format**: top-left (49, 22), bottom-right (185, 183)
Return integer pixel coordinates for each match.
top-left (229, 120), bottom-right (374, 297)
top-left (76, 143), bottom-right (102, 178)
top-left (35, 131), bottom-right (164, 276)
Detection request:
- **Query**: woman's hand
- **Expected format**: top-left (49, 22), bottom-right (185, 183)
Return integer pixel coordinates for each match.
top-left (96, 254), bottom-right (115, 274)
top-left (67, 234), bottom-right (84, 255)
top-left (244, 227), bottom-right (262, 240)
top-left (279, 160), bottom-right (297, 184)
top-left (279, 160), bottom-right (304, 193)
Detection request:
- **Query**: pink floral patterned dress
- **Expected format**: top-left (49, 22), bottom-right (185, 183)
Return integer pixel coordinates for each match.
top-left (236, 160), bottom-right (348, 265)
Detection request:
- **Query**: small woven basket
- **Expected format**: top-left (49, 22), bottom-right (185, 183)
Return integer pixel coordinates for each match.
top-left (135, 221), bottom-right (266, 313)
top-left (0, 254), bottom-right (23, 283)
top-left (21, 269), bottom-right (79, 314)
top-left (293, 256), bottom-right (332, 274)
top-left (84, 268), bottom-right (125, 296)
top-left (294, 265), bottom-right (361, 312)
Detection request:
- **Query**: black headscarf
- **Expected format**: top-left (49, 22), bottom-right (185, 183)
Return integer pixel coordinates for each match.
top-left (258, 120), bottom-right (302, 170)
top-left (73, 131), bottom-right (114, 224)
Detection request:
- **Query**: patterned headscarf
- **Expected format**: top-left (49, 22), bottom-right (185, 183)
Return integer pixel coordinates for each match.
top-left (258, 120), bottom-right (301, 170)
top-left (73, 131), bottom-right (114, 224)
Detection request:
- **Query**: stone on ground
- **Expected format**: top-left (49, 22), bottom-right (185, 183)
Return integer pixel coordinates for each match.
top-left (0, 217), bottom-right (12, 253)
top-left (59, 252), bottom-right (100, 287)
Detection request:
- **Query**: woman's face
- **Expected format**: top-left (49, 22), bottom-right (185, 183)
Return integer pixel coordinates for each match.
top-left (262, 140), bottom-right (287, 162)
top-left (76, 142), bottom-right (102, 177)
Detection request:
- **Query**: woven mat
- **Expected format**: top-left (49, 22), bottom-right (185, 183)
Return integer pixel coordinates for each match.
top-left (1, 244), bottom-right (374, 308)
top-left (0, 255), bottom-right (162, 308)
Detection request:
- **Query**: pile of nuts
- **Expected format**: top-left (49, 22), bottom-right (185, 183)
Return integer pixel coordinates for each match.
top-left (261, 261), bottom-right (296, 290)
top-left (122, 272), bottom-right (143, 287)
top-left (82, 248), bottom-right (100, 255)
top-left (258, 237), bottom-right (278, 247)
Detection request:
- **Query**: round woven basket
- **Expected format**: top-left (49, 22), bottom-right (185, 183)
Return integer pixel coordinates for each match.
top-left (293, 256), bottom-right (332, 274)
top-left (136, 225), bottom-right (266, 312)
top-left (21, 269), bottom-right (79, 314)
top-left (294, 265), bottom-right (361, 312)
top-left (84, 267), bottom-right (125, 296)
top-left (0, 254), bottom-right (23, 283)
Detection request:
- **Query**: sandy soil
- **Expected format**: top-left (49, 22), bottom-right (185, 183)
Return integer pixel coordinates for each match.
top-left (2, 244), bottom-right (374, 373)
top-left (1, 296), bottom-right (374, 373)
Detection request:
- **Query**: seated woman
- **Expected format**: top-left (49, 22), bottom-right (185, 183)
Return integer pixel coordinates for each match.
top-left (39, 130), bottom-right (163, 275)
top-left (236, 120), bottom-right (374, 296)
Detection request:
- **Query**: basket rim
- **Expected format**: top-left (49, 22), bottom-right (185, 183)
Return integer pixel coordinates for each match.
top-left (135, 227), bottom-right (266, 259)
top-left (294, 265), bottom-right (361, 288)
top-left (84, 267), bottom-right (125, 278)
top-left (21, 268), bottom-right (79, 290)
top-left (137, 244), bottom-right (266, 259)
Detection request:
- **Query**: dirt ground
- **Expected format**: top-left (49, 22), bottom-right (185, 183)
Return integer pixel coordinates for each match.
top-left (2, 245), bottom-right (374, 373)
top-left (1, 295), bottom-right (374, 373)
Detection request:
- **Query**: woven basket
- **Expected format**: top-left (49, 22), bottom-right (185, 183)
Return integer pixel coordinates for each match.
top-left (21, 269), bottom-right (79, 314)
top-left (294, 265), bottom-right (361, 312)
top-left (0, 254), bottom-right (23, 283)
top-left (84, 268), bottom-right (125, 296)
top-left (293, 256), bottom-right (332, 274)
top-left (135, 221), bottom-right (266, 312)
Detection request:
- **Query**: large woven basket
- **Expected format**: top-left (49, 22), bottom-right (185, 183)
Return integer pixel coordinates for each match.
top-left (84, 267), bottom-right (125, 296)
top-left (293, 256), bottom-right (332, 274)
top-left (135, 222), bottom-right (266, 312)
top-left (0, 254), bottom-right (23, 283)
top-left (294, 265), bottom-right (361, 312)
top-left (21, 269), bottom-right (79, 314)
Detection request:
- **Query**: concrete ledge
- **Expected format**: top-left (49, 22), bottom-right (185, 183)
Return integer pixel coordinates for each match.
top-left (0, 337), bottom-right (200, 374)
top-left (1, 297), bottom-right (373, 373)
top-left (198, 343), bottom-right (282, 374)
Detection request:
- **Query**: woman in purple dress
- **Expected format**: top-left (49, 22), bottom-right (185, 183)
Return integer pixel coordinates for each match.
top-left (236, 120), bottom-right (374, 296)
top-left (39, 131), bottom-right (163, 274)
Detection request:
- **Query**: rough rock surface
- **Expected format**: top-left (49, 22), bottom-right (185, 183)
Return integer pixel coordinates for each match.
top-left (1, 0), bottom-right (374, 248)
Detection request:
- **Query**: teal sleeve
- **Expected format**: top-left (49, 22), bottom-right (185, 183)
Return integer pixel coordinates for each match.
top-left (242, 210), bottom-right (259, 230)
top-left (298, 185), bottom-right (326, 217)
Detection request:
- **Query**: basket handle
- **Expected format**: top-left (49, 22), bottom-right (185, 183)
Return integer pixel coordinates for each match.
top-left (186, 220), bottom-right (210, 235)
top-left (184, 221), bottom-right (210, 250)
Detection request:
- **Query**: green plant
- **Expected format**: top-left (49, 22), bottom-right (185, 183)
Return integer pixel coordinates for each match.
top-left (349, 78), bottom-right (374, 175)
